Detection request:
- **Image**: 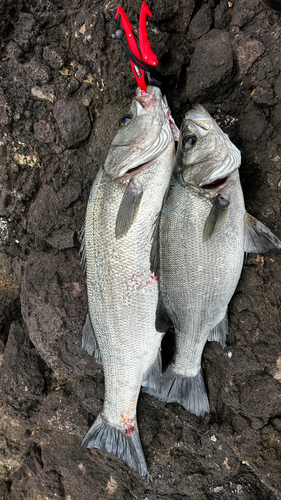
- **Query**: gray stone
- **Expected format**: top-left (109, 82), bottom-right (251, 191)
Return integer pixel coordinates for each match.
top-left (53, 99), bottom-right (91, 147)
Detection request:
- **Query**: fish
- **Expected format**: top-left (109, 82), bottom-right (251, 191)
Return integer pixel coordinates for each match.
top-left (80, 85), bottom-right (176, 474)
top-left (144, 104), bottom-right (281, 417)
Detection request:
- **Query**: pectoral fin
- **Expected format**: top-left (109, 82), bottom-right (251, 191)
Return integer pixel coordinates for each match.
top-left (115, 178), bottom-right (143, 239)
top-left (244, 213), bottom-right (281, 252)
top-left (203, 194), bottom-right (230, 242)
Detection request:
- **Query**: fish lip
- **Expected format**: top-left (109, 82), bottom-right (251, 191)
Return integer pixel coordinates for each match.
top-left (115, 157), bottom-right (155, 181)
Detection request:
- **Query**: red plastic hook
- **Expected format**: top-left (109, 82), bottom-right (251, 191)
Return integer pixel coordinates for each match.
top-left (115, 2), bottom-right (158, 91)
top-left (139, 2), bottom-right (158, 66)
top-left (115, 5), bottom-right (146, 90)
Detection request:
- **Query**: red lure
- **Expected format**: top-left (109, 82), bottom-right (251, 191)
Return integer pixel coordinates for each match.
top-left (115, 2), bottom-right (158, 91)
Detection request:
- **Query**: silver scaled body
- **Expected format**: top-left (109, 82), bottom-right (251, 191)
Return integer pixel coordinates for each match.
top-left (145, 104), bottom-right (281, 417)
top-left (81, 86), bottom-right (175, 474)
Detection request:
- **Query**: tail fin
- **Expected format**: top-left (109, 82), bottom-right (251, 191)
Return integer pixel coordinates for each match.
top-left (142, 349), bottom-right (162, 394)
top-left (81, 414), bottom-right (147, 475)
top-left (144, 365), bottom-right (210, 417)
top-left (82, 313), bottom-right (102, 364)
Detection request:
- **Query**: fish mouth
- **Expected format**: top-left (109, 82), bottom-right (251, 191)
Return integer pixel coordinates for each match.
top-left (201, 177), bottom-right (228, 190)
top-left (117, 158), bottom-right (155, 180)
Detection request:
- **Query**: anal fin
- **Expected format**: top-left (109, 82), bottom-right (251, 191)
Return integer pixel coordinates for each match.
top-left (244, 212), bottom-right (281, 253)
top-left (81, 413), bottom-right (147, 475)
top-left (208, 312), bottom-right (228, 349)
top-left (142, 350), bottom-right (162, 394)
top-left (82, 312), bottom-right (102, 364)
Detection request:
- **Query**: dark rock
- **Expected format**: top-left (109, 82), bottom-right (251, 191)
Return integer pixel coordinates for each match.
top-left (214, 0), bottom-right (232, 30)
top-left (57, 181), bottom-right (81, 209)
top-left (13, 13), bottom-right (38, 51)
top-left (0, 88), bottom-right (11, 125)
top-left (239, 107), bottom-right (267, 142)
top-left (45, 229), bottom-right (75, 249)
top-left (188, 4), bottom-right (213, 40)
top-left (23, 59), bottom-right (51, 85)
top-left (43, 45), bottom-right (64, 70)
top-left (33, 120), bottom-right (55, 143)
top-left (233, 34), bottom-right (265, 74)
top-left (33, 0), bottom-right (65, 28)
top-left (53, 99), bottom-right (91, 148)
top-left (186, 29), bottom-right (234, 102)
top-left (0, 322), bottom-right (46, 418)
top-left (6, 41), bottom-right (23, 60)
top-left (27, 185), bottom-right (59, 237)
top-left (20, 251), bottom-right (96, 378)
top-left (252, 86), bottom-right (278, 105)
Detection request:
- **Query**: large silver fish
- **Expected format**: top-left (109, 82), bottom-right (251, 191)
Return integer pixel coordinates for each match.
top-left (80, 86), bottom-right (176, 474)
top-left (145, 104), bottom-right (281, 417)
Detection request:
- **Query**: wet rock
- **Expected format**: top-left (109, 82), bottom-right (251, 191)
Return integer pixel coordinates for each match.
top-left (43, 45), bottom-right (64, 70)
top-left (53, 99), bottom-right (91, 148)
top-left (33, 120), bottom-right (55, 143)
top-left (186, 29), bottom-right (234, 102)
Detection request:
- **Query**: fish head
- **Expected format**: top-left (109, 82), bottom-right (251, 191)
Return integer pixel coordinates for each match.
top-left (104, 86), bottom-right (173, 181)
top-left (175, 104), bottom-right (241, 192)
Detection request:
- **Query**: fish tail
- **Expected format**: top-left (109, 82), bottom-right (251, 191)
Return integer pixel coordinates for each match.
top-left (81, 414), bottom-right (147, 475)
top-left (82, 312), bottom-right (102, 364)
top-left (144, 366), bottom-right (210, 417)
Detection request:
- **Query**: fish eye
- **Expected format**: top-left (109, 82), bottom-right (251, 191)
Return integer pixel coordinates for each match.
top-left (119, 115), bottom-right (132, 127)
top-left (183, 135), bottom-right (196, 148)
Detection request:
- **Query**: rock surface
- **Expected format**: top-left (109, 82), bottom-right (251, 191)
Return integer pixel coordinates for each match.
top-left (1, 0), bottom-right (281, 498)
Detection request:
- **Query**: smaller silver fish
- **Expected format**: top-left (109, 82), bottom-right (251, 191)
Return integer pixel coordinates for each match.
top-left (144, 104), bottom-right (281, 417)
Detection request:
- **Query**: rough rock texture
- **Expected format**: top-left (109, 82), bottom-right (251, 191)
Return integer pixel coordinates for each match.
top-left (0, 0), bottom-right (281, 498)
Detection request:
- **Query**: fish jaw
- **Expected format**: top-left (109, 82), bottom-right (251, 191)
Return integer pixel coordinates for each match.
top-left (104, 86), bottom-right (174, 181)
top-left (175, 104), bottom-right (241, 188)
